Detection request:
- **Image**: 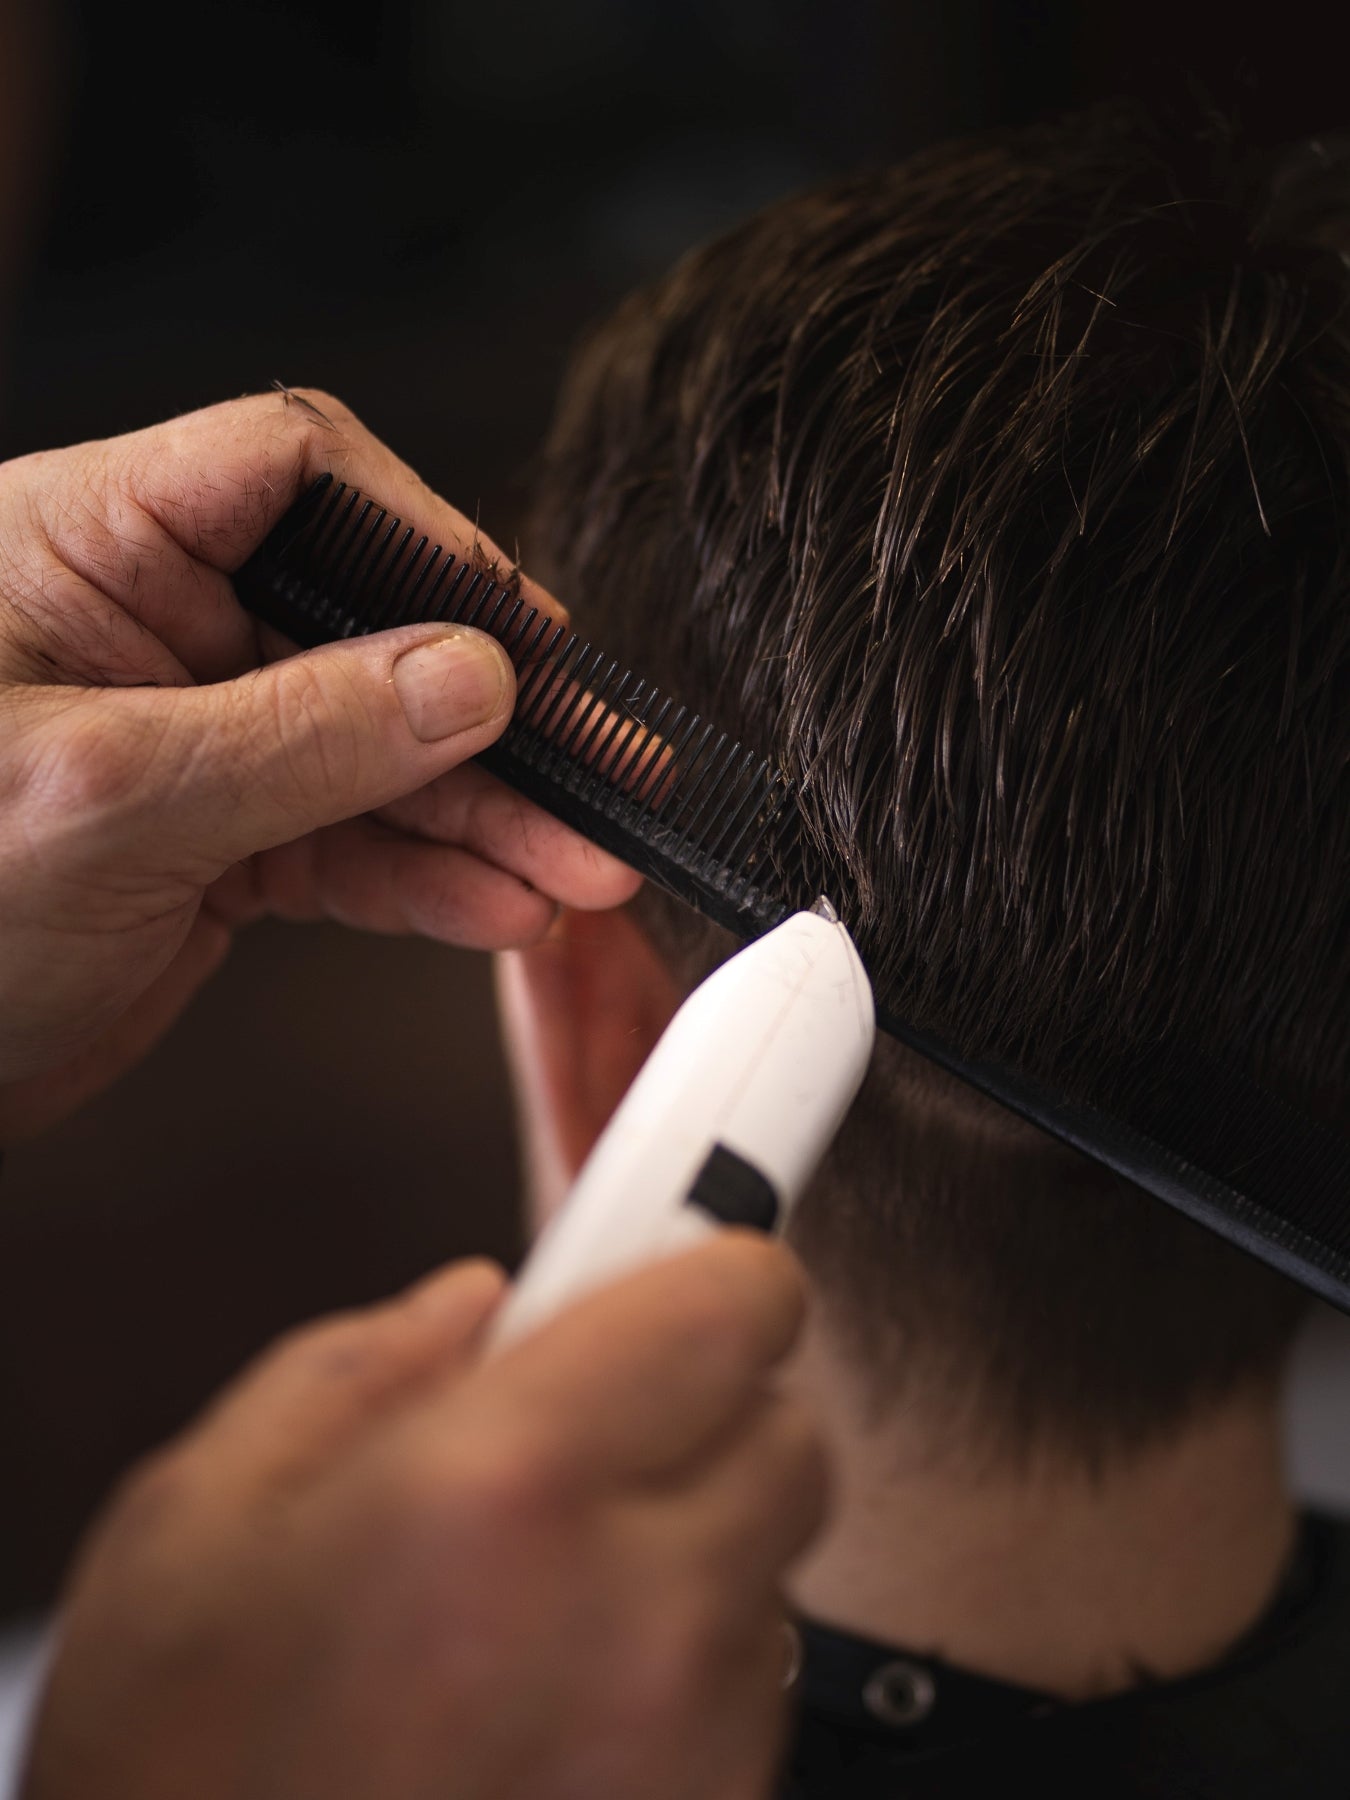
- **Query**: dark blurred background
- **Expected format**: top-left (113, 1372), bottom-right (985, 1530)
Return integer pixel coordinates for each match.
top-left (1, 0), bottom-right (1348, 1618)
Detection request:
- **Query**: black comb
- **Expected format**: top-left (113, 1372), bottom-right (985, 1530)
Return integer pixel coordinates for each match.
top-left (234, 475), bottom-right (1350, 1316)
top-left (234, 475), bottom-right (798, 943)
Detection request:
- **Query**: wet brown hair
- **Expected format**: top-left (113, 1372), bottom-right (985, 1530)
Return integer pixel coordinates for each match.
top-left (529, 104), bottom-right (1350, 1466)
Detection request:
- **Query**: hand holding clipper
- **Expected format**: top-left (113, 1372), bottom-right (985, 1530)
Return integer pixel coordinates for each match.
top-left (490, 901), bottom-right (876, 1350)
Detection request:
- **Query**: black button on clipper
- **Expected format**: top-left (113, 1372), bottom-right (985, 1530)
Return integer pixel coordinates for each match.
top-left (685, 1143), bottom-right (781, 1233)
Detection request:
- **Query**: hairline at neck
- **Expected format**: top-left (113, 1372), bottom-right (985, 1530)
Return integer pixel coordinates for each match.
top-left (781, 1308), bottom-right (1296, 1701)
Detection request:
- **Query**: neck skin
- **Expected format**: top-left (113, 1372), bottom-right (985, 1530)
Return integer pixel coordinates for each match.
top-left (781, 1313), bottom-right (1296, 1702)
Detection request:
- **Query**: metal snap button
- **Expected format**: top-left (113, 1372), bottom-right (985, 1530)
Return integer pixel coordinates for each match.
top-left (861, 1658), bottom-right (937, 1728)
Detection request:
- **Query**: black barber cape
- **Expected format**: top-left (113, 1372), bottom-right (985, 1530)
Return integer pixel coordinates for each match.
top-left (779, 1511), bottom-right (1350, 1799)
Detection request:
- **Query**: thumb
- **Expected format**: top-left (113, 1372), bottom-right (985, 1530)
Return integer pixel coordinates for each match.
top-left (34, 624), bottom-right (516, 878)
top-left (186, 1260), bottom-right (510, 1486)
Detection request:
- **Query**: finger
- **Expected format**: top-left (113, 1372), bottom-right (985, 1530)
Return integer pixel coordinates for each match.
top-left (603, 1547), bottom-right (796, 1800)
top-left (189, 1260), bottom-right (508, 1487)
top-left (20, 623), bottom-right (519, 880)
top-left (664, 1390), bottom-right (832, 1587)
top-left (206, 818), bottom-right (561, 947)
top-left (695, 1622), bottom-right (799, 1800)
top-left (468, 1235), bottom-right (809, 1485)
top-left (376, 762), bottom-right (641, 912)
top-left (6, 389), bottom-right (565, 683)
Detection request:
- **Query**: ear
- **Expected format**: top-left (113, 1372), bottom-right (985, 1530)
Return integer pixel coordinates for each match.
top-left (495, 905), bottom-right (682, 1234)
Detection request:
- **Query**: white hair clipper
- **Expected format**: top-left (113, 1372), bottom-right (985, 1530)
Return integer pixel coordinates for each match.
top-left (489, 899), bottom-right (876, 1350)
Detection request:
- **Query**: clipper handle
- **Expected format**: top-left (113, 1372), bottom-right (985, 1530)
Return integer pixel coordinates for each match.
top-left (489, 908), bottom-right (875, 1352)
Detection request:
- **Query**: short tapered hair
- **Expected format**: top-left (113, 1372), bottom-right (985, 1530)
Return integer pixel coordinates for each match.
top-left (528, 104), bottom-right (1350, 1465)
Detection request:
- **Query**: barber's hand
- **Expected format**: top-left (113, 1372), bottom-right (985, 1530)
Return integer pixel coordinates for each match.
top-left (22, 1234), bottom-right (828, 1800)
top-left (0, 392), bottom-right (639, 1140)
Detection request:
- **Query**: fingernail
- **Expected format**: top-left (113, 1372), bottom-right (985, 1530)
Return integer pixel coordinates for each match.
top-left (393, 630), bottom-right (511, 741)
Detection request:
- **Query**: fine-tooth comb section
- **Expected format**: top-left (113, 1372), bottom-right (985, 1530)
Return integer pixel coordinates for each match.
top-left (232, 474), bottom-right (801, 939)
top-left (233, 475), bottom-right (1350, 1317)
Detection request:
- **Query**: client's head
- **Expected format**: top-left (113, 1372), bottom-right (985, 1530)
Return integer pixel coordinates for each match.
top-left (519, 103), bottom-right (1350, 1472)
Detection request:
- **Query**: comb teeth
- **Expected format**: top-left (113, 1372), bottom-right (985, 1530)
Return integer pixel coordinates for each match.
top-left (233, 474), bottom-right (803, 937)
top-left (233, 474), bottom-right (1350, 1320)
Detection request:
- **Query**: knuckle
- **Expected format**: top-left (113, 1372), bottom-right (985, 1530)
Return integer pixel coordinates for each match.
top-left (290, 386), bottom-right (352, 426)
top-left (268, 654), bottom-right (330, 742)
top-left (670, 1280), bottom-right (762, 1382)
top-left (259, 1315), bottom-right (325, 1369)
top-left (101, 1445), bottom-right (195, 1549)
top-left (0, 693), bottom-right (54, 809)
top-left (276, 1313), bottom-right (384, 1387)
top-left (778, 1405), bottom-right (832, 1519)
top-left (434, 1435), bottom-right (574, 1547)
top-left (282, 387), bottom-right (362, 450)
top-left (37, 701), bottom-right (166, 826)
top-left (261, 656), bottom-right (366, 803)
top-left (772, 1396), bottom-right (826, 1469)
top-left (470, 1438), bottom-right (567, 1526)
top-left (612, 1600), bottom-right (717, 1737)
